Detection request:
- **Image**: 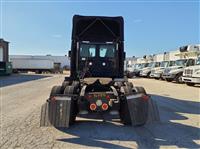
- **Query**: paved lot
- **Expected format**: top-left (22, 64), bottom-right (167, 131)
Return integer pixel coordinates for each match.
top-left (0, 75), bottom-right (199, 149)
top-left (0, 74), bottom-right (51, 88)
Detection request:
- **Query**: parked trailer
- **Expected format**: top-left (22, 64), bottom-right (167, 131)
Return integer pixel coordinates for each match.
top-left (11, 58), bottom-right (54, 73)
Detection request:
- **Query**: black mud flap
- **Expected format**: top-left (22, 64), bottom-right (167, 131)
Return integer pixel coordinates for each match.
top-left (126, 94), bottom-right (148, 126)
top-left (126, 94), bottom-right (160, 126)
top-left (40, 97), bottom-right (72, 128)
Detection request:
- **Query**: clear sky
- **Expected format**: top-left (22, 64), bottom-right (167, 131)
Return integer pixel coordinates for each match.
top-left (1, 0), bottom-right (199, 57)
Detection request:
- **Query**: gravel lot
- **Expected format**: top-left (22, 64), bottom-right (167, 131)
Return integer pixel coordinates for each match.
top-left (0, 74), bottom-right (199, 149)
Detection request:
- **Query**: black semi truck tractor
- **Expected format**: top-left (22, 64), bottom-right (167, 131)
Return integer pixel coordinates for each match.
top-left (40, 15), bottom-right (159, 128)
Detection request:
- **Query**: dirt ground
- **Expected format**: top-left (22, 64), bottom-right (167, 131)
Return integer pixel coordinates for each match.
top-left (0, 74), bottom-right (199, 149)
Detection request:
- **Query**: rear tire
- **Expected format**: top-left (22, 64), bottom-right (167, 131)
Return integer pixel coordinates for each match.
top-left (50, 86), bottom-right (63, 97)
top-left (62, 81), bottom-right (70, 89)
top-left (186, 82), bottom-right (195, 86)
top-left (135, 86), bottom-right (147, 94)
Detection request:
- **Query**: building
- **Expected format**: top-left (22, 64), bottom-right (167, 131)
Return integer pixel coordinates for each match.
top-left (0, 39), bottom-right (12, 75)
top-left (0, 39), bottom-right (9, 62)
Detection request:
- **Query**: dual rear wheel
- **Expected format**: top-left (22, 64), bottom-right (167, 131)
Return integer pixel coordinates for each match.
top-left (49, 81), bottom-right (148, 127)
top-left (50, 83), bottom-right (79, 125)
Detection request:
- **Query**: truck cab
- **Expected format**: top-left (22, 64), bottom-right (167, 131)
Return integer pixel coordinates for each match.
top-left (182, 57), bottom-right (200, 86)
top-left (126, 63), bottom-right (149, 78)
top-left (162, 45), bottom-right (199, 83)
top-left (134, 63), bottom-right (149, 77)
top-left (75, 42), bottom-right (119, 78)
top-left (40, 15), bottom-right (159, 128)
top-left (139, 61), bottom-right (160, 77)
top-left (150, 61), bottom-right (175, 79)
top-left (162, 58), bottom-right (195, 82)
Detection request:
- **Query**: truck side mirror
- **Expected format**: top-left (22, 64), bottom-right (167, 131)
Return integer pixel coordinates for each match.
top-left (68, 50), bottom-right (71, 57)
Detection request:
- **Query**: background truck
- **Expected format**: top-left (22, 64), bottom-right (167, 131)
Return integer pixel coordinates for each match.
top-left (133, 63), bottom-right (149, 77)
top-left (140, 61), bottom-right (160, 77)
top-left (162, 59), bottom-right (195, 82)
top-left (40, 15), bottom-right (159, 128)
top-left (182, 56), bottom-right (200, 86)
top-left (162, 45), bottom-right (199, 83)
top-left (11, 58), bottom-right (54, 73)
top-left (126, 63), bottom-right (149, 78)
top-left (150, 61), bottom-right (175, 79)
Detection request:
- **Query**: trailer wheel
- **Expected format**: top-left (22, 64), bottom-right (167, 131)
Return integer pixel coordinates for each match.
top-left (186, 82), bottom-right (195, 86)
top-left (135, 86), bottom-right (147, 94)
top-left (50, 86), bottom-right (63, 97)
top-left (64, 86), bottom-right (78, 125)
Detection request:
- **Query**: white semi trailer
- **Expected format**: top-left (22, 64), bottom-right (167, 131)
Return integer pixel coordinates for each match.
top-left (11, 58), bottom-right (54, 73)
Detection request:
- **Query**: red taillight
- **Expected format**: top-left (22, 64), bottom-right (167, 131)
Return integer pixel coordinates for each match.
top-left (105, 95), bottom-right (110, 100)
top-left (90, 103), bottom-right (97, 111)
top-left (102, 103), bottom-right (108, 111)
top-left (142, 95), bottom-right (149, 101)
